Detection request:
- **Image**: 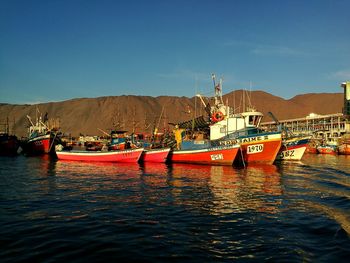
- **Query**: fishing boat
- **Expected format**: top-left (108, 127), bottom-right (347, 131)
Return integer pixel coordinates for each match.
top-left (140, 147), bottom-right (171, 163)
top-left (337, 135), bottom-right (350, 155)
top-left (317, 144), bottom-right (337, 154)
top-left (276, 135), bottom-right (311, 161)
top-left (194, 75), bottom-right (282, 165)
top-left (221, 129), bottom-right (282, 165)
top-left (338, 143), bottom-right (350, 155)
top-left (0, 133), bottom-right (19, 155)
top-left (22, 111), bottom-right (60, 155)
top-left (0, 118), bottom-right (19, 155)
top-left (305, 141), bottom-right (318, 154)
top-left (108, 130), bottom-right (132, 150)
top-left (55, 146), bottom-right (144, 162)
top-left (169, 142), bottom-right (240, 166)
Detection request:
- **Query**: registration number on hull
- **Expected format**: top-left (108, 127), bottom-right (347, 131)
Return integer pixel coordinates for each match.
top-left (211, 153), bottom-right (224, 160)
top-left (280, 149), bottom-right (295, 158)
top-left (247, 144), bottom-right (264, 154)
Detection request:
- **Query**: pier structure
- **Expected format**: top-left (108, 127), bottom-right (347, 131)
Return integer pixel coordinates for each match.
top-left (261, 81), bottom-right (350, 142)
top-left (261, 113), bottom-right (349, 140)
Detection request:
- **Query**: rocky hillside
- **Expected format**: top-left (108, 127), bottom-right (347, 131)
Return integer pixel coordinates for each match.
top-left (0, 90), bottom-right (344, 137)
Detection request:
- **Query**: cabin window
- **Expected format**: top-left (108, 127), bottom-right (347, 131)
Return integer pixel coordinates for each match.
top-left (255, 116), bottom-right (262, 126)
top-left (247, 115), bottom-right (262, 126)
top-left (248, 116), bottom-right (255, 125)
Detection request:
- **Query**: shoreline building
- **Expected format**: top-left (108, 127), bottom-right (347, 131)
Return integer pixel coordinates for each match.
top-left (261, 82), bottom-right (350, 142)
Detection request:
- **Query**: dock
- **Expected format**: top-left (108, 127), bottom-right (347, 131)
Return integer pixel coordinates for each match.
top-left (262, 81), bottom-right (350, 142)
top-left (261, 112), bottom-right (349, 140)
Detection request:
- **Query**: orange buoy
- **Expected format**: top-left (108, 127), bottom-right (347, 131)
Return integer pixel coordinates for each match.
top-left (212, 111), bottom-right (224, 122)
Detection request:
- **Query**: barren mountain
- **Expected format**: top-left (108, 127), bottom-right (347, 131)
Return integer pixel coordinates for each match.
top-left (0, 91), bottom-right (344, 137)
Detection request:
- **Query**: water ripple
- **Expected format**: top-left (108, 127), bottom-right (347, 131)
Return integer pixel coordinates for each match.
top-left (0, 156), bottom-right (350, 262)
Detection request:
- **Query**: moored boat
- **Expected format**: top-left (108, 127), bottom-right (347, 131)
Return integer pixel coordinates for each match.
top-left (24, 133), bottom-right (57, 155)
top-left (171, 74), bottom-right (282, 166)
top-left (0, 133), bottom-right (19, 155)
top-left (22, 112), bottom-right (60, 155)
top-left (108, 130), bottom-right (132, 150)
top-left (276, 135), bottom-right (311, 161)
top-left (317, 144), bottom-right (337, 154)
top-left (225, 130), bottom-right (282, 165)
top-left (338, 143), bottom-right (350, 155)
top-left (337, 135), bottom-right (350, 155)
top-left (204, 76), bottom-right (282, 165)
top-left (55, 147), bottom-right (144, 162)
top-left (306, 143), bottom-right (318, 154)
top-left (169, 144), bottom-right (240, 166)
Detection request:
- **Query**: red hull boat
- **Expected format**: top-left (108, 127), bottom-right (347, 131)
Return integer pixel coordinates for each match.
top-left (140, 148), bottom-right (171, 163)
top-left (338, 143), bottom-right (350, 155)
top-left (317, 145), bottom-right (337, 154)
top-left (169, 144), bottom-right (240, 166)
top-left (194, 74), bottom-right (282, 166)
top-left (23, 111), bottom-right (60, 155)
top-left (56, 148), bottom-right (144, 162)
top-left (238, 133), bottom-right (282, 165)
top-left (25, 133), bottom-right (55, 155)
top-left (218, 132), bottom-right (282, 165)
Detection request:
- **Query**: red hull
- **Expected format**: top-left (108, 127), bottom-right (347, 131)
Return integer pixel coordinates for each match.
top-left (25, 134), bottom-right (54, 155)
top-left (140, 148), bottom-right (171, 163)
top-left (338, 144), bottom-right (350, 155)
top-left (218, 133), bottom-right (282, 165)
top-left (169, 145), bottom-right (240, 165)
top-left (317, 146), bottom-right (337, 155)
top-left (240, 139), bottom-right (282, 165)
top-left (56, 148), bottom-right (144, 162)
top-left (306, 146), bottom-right (318, 154)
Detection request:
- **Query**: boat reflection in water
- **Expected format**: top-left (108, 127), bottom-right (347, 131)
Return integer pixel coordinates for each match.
top-left (53, 160), bottom-right (282, 216)
top-left (53, 160), bottom-right (143, 205)
top-left (169, 163), bottom-right (282, 214)
top-left (55, 160), bottom-right (140, 176)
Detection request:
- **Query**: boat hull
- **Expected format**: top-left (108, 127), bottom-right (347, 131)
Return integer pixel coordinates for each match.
top-left (169, 145), bottom-right (240, 165)
top-left (140, 148), bottom-right (171, 163)
top-left (276, 136), bottom-right (310, 161)
top-left (24, 134), bottom-right (54, 155)
top-left (220, 132), bottom-right (282, 165)
top-left (56, 148), bottom-right (144, 162)
top-left (317, 145), bottom-right (337, 154)
top-left (0, 134), bottom-right (19, 155)
top-left (338, 144), bottom-right (350, 155)
top-left (306, 145), bottom-right (318, 154)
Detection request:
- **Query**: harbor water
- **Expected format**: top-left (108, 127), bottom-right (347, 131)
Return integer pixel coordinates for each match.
top-left (0, 154), bottom-right (349, 262)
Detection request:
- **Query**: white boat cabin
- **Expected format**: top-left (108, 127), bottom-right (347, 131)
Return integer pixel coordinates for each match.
top-left (210, 110), bottom-right (264, 140)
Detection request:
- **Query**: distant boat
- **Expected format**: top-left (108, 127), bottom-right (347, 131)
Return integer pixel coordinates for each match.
top-left (0, 117), bottom-right (19, 155)
top-left (22, 112), bottom-right (60, 155)
top-left (317, 144), bottom-right (337, 154)
top-left (338, 143), bottom-right (350, 155)
top-left (276, 136), bottom-right (311, 161)
top-left (0, 133), bottom-right (19, 155)
top-left (337, 135), bottom-right (350, 155)
top-left (306, 143), bottom-right (318, 154)
top-left (108, 130), bottom-right (131, 150)
top-left (55, 147), bottom-right (144, 162)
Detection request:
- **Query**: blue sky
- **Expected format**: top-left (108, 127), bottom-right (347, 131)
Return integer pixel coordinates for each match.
top-left (1, 0), bottom-right (350, 104)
